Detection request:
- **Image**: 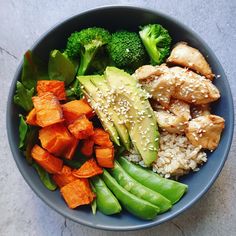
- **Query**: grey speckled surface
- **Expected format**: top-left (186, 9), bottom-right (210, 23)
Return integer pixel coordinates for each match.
top-left (1, 0), bottom-right (236, 235)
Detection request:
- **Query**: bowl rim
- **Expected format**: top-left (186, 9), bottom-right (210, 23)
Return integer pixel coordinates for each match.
top-left (6, 5), bottom-right (235, 231)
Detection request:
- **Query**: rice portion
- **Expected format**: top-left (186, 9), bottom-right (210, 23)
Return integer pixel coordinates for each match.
top-left (125, 132), bottom-right (207, 178)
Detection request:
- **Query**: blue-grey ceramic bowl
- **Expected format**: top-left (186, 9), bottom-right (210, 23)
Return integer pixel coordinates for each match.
top-left (7, 6), bottom-right (234, 231)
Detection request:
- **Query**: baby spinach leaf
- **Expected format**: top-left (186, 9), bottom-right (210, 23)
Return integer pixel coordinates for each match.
top-left (14, 81), bottom-right (34, 111)
top-left (32, 163), bottom-right (57, 191)
top-left (62, 159), bottom-right (83, 169)
top-left (18, 115), bottom-right (28, 149)
top-left (25, 128), bottom-right (38, 164)
top-left (21, 50), bottom-right (48, 90)
top-left (48, 50), bottom-right (76, 85)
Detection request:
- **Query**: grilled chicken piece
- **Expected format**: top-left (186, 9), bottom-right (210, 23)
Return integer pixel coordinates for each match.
top-left (191, 104), bottom-right (211, 119)
top-left (134, 65), bottom-right (173, 108)
top-left (185, 115), bottom-right (225, 150)
top-left (145, 73), bottom-right (176, 107)
top-left (167, 42), bottom-right (214, 80)
top-left (169, 67), bottom-right (220, 105)
top-left (133, 65), bottom-right (162, 82)
top-left (169, 99), bottom-right (191, 121)
top-left (137, 65), bottom-right (220, 107)
top-left (155, 110), bottom-right (187, 134)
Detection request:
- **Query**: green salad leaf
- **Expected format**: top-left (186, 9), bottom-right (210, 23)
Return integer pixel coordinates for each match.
top-left (48, 50), bottom-right (76, 85)
top-left (32, 163), bottom-right (57, 191)
top-left (18, 115), bottom-right (28, 149)
top-left (21, 50), bottom-right (48, 90)
top-left (25, 128), bottom-right (38, 164)
top-left (14, 81), bottom-right (34, 112)
top-left (62, 159), bottom-right (83, 169)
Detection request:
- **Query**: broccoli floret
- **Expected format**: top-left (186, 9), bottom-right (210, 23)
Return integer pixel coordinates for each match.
top-left (139, 24), bottom-right (172, 65)
top-left (65, 27), bottom-right (111, 96)
top-left (108, 31), bottom-right (147, 69)
top-left (64, 32), bottom-right (82, 59)
top-left (66, 27), bottom-right (111, 75)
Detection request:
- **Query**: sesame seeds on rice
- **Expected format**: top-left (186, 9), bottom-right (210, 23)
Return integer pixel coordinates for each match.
top-left (125, 132), bottom-right (207, 179)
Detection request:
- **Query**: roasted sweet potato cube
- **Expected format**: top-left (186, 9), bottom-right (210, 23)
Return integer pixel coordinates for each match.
top-left (39, 123), bottom-right (78, 159)
top-left (32, 92), bottom-right (64, 127)
top-left (62, 99), bottom-right (94, 125)
top-left (31, 144), bottom-right (63, 174)
top-left (80, 139), bottom-right (94, 157)
top-left (60, 179), bottom-right (95, 209)
top-left (52, 165), bottom-right (77, 188)
top-left (68, 115), bottom-right (94, 140)
top-left (37, 80), bottom-right (66, 100)
top-left (95, 146), bottom-right (114, 168)
top-left (26, 108), bottom-right (38, 126)
top-left (63, 136), bottom-right (79, 160)
top-left (73, 158), bottom-right (103, 178)
top-left (92, 128), bottom-right (113, 147)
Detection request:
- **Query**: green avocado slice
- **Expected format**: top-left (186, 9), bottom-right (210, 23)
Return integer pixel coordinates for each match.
top-left (90, 76), bottom-right (131, 150)
top-left (78, 75), bottom-right (120, 146)
top-left (105, 67), bottom-right (159, 166)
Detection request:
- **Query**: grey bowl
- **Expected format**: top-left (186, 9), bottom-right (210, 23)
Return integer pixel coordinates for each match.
top-left (7, 5), bottom-right (234, 231)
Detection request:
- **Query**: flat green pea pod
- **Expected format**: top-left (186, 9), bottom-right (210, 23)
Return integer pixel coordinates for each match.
top-left (102, 170), bottom-right (160, 220)
top-left (109, 161), bottom-right (172, 213)
top-left (118, 156), bottom-right (188, 204)
top-left (91, 176), bottom-right (121, 215)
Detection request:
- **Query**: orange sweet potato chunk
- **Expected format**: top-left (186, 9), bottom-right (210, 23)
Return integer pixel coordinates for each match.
top-left (32, 92), bottom-right (64, 127)
top-left (73, 158), bottom-right (103, 178)
top-left (62, 99), bottom-right (94, 125)
top-left (60, 179), bottom-right (95, 209)
top-left (26, 108), bottom-right (38, 126)
top-left (68, 115), bottom-right (94, 140)
top-left (80, 138), bottom-right (94, 157)
top-left (63, 136), bottom-right (79, 160)
top-left (52, 165), bottom-right (77, 188)
top-left (39, 123), bottom-right (78, 159)
top-left (95, 146), bottom-right (114, 168)
top-left (37, 80), bottom-right (66, 100)
top-left (92, 128), bottom-right (113, 147)
top-left (31, 144), bottom-right (63, 174)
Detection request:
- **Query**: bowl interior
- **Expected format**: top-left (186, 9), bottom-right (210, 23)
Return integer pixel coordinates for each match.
top-left (7, 6), bottom-right (234, 230)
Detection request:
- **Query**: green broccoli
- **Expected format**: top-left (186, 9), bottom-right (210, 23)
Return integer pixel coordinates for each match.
top-left (139, 24), bottom-right (172, 65)
top-left (65, 27), bottom-right (111, 96)
top-left (66, 27), bottom-right (111, 75)
top-left (64, 32), bottom-right (81, 59)
top-left (107, 31), bottom-right (147, 70)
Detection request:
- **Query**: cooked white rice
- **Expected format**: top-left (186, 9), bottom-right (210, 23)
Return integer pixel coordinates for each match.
top-left (125, 132), bottom-right (207, 178)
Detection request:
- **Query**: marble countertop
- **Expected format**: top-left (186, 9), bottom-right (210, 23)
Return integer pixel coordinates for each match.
top-left (1, 0), bottom-right (236, 235)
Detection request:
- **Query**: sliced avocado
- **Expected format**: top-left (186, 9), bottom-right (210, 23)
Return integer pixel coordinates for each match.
top-left (104, 67), bottom-right (159, 166)
top-left (78, 76), bottom-right (120, 146)
top-left (90, 76), bottom-right (131, 150)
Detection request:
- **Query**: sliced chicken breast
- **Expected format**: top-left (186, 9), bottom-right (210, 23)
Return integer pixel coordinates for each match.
top-left (155, 110), bottom-right (187, 134)
top-left (185, 115), bottom-right (225, 150)
top-left (167, 42), bottom-right (214, 80)
top-left (169, 99), bottom-right (191, 121)
top-left (137, 65), bottom-right (220, 107)
top-left (170, 67), bottom-right (220, 104)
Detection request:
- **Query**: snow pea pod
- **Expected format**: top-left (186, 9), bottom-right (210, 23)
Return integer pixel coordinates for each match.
top-left (102, 170), bottom-right (160, 220)
top-left (118, 156), bottom-right (188, 204)
top-left (91, 176), bottom-right (121, 215)
top-left (109, 161), bottom-right (172, 213)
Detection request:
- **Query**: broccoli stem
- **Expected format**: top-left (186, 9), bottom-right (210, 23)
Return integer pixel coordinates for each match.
top-left (77, 45), bottom-right (99, 76)
top-left (67, 48), bottom-right (98, 98)
top-left (141, 37), bottom-right (160, 65)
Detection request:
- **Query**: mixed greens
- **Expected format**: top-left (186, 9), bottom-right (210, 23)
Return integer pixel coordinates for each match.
top-left (14, 24), bottom-right (188, 220)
